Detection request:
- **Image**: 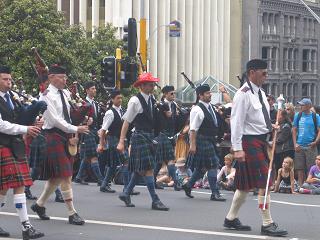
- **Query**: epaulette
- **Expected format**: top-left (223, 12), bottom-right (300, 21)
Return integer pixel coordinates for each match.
top-left (42, 89), bottom-right (49, 96)
top-left (241, 86), bottom-right (250, 93)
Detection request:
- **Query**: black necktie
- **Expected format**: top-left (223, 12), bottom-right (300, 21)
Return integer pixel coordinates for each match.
top-left (171, 102), bottom-right (176, 119)
top-left (148, 97), bottom-right (153, 118)
top-left (258, 89), bottom-right (272, 132)
top-left (4, 93), bottom-right (14, 110)
top-left (208, 105), bottom-right (218, 127)
top-left (59, 90), bottom-right (71, 123)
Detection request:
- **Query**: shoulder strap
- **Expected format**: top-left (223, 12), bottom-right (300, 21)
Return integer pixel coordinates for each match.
top-left (312, 112), bottom-right (318, 135)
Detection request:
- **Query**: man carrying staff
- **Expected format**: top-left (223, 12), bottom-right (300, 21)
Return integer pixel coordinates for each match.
top-left (0, 65), bottom-right (44, 239)
top-left (117, 72), bottom-right (169, 211)
top-left (31, 64), bottom-right (89, 225)
top-left (223, 59), bottom-right (287, 237)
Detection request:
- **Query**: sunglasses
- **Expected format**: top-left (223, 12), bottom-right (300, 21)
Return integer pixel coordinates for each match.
top-left (169, 92), bottom-right (176, 95)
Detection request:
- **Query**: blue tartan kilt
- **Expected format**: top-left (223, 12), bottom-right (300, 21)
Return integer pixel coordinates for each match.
top-left (105, 135), bottom-right (128, 168)
top-left (79, 131), bottom-right (98, 160)
top-left (29, 132), bottom-right (47, 169)
top-left (154, 132), bottom-right (175, 163)
top-left (186, 134), bottom-right (219, 170)
top-left (234, 135), bottom-right (272, 191)
top-left (129, 131), bottom-right (156, 172)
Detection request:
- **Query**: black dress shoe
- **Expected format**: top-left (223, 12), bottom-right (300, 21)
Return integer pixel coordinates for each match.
top-left (155, 183), bottom-right (164, 189)
top-left (210, 193), bottom-right (226, 202)
top-left (152, 200), bottom-right (169, 211)
top-left (223, 218), bottom-right (251, 231)
top-left (261, 222), bottom-right (288, 237)
top-left (22, 226), bottom-right (44, 240)
top-left (130, 190), bottom-right (140, 196)
top-left (0, 227), bottom-right (10, 237)
top-left (119, 193), bottom-right (135, 207)
top-left (25, 188), bottom-right (37, 200)
top-left (31, 203), bottom-right (50, 220)
top-left (182, 184), bottom-right (194, 198)
top-left (55, 194), bottom-right (64, 203)
top-left (100, 185), bottom-right (116, 193)
top-left (74, 178), bottom-right (89, 185)
top-left (97, 180), bottom-right (102, 186)
top-left (69, 213), bottom-right (85, 225)
top-left (174, 185), bottom-right (182, 191)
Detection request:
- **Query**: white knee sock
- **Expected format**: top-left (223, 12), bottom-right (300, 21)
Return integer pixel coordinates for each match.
top-left (14, 193), bottom-right (31, 230)
top-left (258, 195), bottom-right (273, 226)
top-left (226, 190), bottom-right (248, 220)
top-left (37, 181), bottom-right (58, 207)
top-left (61, 189), bottom-right (76, 216)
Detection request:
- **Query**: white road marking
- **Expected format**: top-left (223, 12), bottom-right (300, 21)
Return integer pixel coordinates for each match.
top-left (0, 211), bottom-right (292, 240)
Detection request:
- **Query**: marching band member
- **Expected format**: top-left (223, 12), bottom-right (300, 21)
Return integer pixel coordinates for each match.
top-left (31, 64), bottom-right (89, 225)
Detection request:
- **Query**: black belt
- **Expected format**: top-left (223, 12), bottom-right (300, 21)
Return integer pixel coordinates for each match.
top-left (243, 133), bottom-right (271, 142)
top-left (44, 128), bottom-right (67, 137)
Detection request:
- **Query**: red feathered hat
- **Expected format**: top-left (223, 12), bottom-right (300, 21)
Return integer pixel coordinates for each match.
top-left (133, 72), bottom-right (159, 87)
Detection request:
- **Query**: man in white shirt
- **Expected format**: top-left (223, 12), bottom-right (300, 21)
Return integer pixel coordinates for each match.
top-left (0, 65), bottom-right (44, 239)
top-left (31, 65), bottom-right (89, 226)
top-left (75, 81), bottom-right (103, 186)
top-left (117, 72), bottom-right (169, 211)
top-left (182, 84), bottom-right (226, 202)
top-left (223, 59), bottom-right (287, 237)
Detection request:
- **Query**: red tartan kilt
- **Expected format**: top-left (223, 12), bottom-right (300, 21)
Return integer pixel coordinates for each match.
top-left (234, 136), bottom-right (273, 191)
top-left (39, 132), bottom-right (73, 180)
top-left (0, 146), bottom-right (32, 191)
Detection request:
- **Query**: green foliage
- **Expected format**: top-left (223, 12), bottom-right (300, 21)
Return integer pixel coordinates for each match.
top-left (0, 0), bottom-right (125, 100)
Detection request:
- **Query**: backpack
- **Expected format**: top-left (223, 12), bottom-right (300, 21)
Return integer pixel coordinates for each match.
top-left (296, 112), bottom-right (318, 139)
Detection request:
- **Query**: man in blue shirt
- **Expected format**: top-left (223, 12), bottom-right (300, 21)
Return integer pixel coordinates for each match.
top-left (292, 98), bottom-right (320, 187)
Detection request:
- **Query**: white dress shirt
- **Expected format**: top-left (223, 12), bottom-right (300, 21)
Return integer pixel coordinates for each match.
top-left (231, 81), bottom-right (270, 151)
top-left (101, 105), bottom-right (122, 131)
top-left (122, 92), bottom-right (151, 123)
top-left (0, 91), bottom-right (28, 135)
top-left (39, 84), bottom-right (78, 133)
top-left (189, 100), bottom-right (217, 131)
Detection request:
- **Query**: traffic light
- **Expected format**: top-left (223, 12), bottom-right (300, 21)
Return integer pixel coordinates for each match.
top-left (120, 58), bottom-right (138, 88)
top-left (101, 56), bottom-right (116, 89)
top-left (123, 18), bottom-right (137, 57)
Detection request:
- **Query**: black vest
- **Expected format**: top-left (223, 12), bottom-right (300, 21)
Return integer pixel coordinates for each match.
top-left (133, 93), bottom-right (156, 132)
top-left (158, 100), bottom-right (176, 136)
top-left (0, 95), bottom-right (21, 146)
top-left (197, 102), bottom-right (218, 137)
top-left (108, 107), bottom-right (123, 137)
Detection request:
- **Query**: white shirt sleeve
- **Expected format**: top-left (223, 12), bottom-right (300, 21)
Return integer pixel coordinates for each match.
top-left (122, 96), bottom-right (143, 123)
top-left (217, 166), bottom-right (226, 182)
top-left (189, 106), bottom-right (204, 131)
top-left (40, 93), bottom-right (78, 134)
top-left (231, 92), bottom-right (249, 151)
top-left (0, 113), bottom-right (28, 135)
top-left (101, 110), bottom-right (114, 130)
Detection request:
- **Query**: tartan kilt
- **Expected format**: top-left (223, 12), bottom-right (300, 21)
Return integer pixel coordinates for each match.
top-left (234, 135), bottom-right (272, 191)
top-left (154, 132), bottom-right (175, 163)
top-left (105, 135), bottom-right (128, 168)
top-left (39, 131), bottom-right (73, 180)
top-left (28, 133), bottom-right (47, 169)
top-left (79, 131), bottom-right (98, 160)
top-left (129, 131), bottom-right (156, 172)
top-left (186, 134), bottom-right (219, 170)
top-left (0, 146), bottom-right (32, 190)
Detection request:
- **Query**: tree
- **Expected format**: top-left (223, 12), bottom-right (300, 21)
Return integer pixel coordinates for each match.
top-left (0, 0), bottom-right (121, 96)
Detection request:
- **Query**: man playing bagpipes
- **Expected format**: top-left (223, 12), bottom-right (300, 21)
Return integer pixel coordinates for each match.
top-left (31, 64), bottom-right (89, 225)
top-left (0, 65), bottom-right (44, 239)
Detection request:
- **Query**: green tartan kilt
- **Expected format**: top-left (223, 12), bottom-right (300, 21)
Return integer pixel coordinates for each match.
top-left (154, 132), bottom-right (175, 163)
top-left (186, 134), bottom-right (219, 170)
top-left (129, 131), bottom-right (156, 172)
top-left (105, 135), bottom-right (128, 168)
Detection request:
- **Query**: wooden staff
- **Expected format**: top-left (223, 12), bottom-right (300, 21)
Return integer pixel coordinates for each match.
top-left (263, 94), bottom-right (285, 210)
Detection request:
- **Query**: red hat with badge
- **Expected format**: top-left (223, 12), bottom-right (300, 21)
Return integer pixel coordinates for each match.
top-left (133, 72), bottom-right (159, 88)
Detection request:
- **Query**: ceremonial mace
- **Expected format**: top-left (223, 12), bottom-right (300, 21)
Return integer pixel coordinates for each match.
top-left (263, 94), bottom-right (285, 210)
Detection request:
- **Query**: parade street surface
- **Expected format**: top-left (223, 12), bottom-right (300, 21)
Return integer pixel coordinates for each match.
top-left (0, 181), bottom-right (318, 240)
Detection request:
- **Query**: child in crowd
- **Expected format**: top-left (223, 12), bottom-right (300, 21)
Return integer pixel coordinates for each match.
top-left (175, 158), bottom-right (192, 188)
top-left (156, 163), bottom-right (174, 187)
top-left (217, 153), bottom-right (236, 191)
top-left (299, 155), bottom-right (320, 194)
top-left (274, 157), bottom-right (298, 193)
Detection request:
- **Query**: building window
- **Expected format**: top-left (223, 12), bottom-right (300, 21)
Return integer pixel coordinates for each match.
top-left (302, 49), bottom-right (309, 72)
top-left (302, 49), bottom-right (317, 72)
top-left (100, 0), bottom-right (105, 7)
top-left (88, 0), bottom-right (92, 7)
top-left (262, 46), bottom-right (278, 72)
top-left (284, 15), bottom-right (289, 36)
top-left (311, 50), bottom-right (317, 73)
top-left (302, 83), bottom-right (308, 97)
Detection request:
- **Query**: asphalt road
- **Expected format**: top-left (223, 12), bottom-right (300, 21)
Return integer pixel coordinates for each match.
top-left (0, 181), bottom-right (319, 240)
